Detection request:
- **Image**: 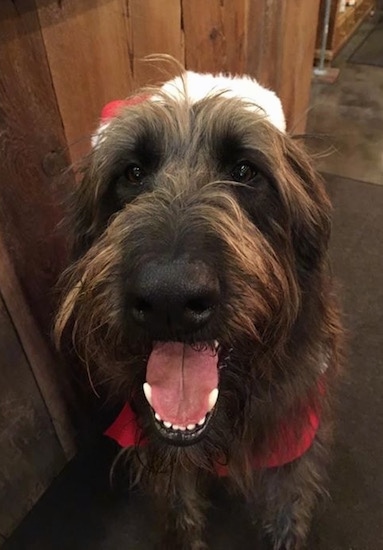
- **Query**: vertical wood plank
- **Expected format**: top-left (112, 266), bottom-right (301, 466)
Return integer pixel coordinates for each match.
top-left (182, 0), bottom-right (224, 73)
top-left (0, 294), bottom-right (66, 537)
top-left (221, 0), bottom-right (247, 74)
top-left (0, 0), bottom-right (76, 461)
top-left (277, 0), bottom-right (320, 132)
top-left (0, 0), bottom-right (73, 335)
top-left (245, 0), bottom-right (283, 90)
top-left (128, 0), bottom-right (184, 87)
top-left (36, 0), bottom-right (134, 164)
top-left (0, 232), bottom-right (76, 460)
top-left (244, 0), bottom-right (320, 132)
top-left (182, 0), bottom-right (246, 75)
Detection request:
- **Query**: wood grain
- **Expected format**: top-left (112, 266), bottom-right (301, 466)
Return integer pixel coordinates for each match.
top-left (277, 0), bottom-right (320, 132)
top-left (0, 293), bottom-right (66, 537)
top-left (0, 0), bottom-right (72, 335)
top-left (0, 232), bottom-right (76, 460)
top-left (128, 0), bottom-right (184, 87)
top-left (183, 0), bottom-right (246, 74)
top-left (244, 0), bottom-right (320, 132)
top-left (246, 0), bottom-right (282, 90)
top-left (0, 0), bottom-right (76, 459)
top-left (37, 0), bottom-right (134, 164)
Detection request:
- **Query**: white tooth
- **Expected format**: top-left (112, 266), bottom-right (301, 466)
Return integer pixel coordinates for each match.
top-left (187, 423), bottom-right (196, 430)
top-left (164, 421), bottom-right (172, 428)
top-left (143, 383), bottom-right (152, 406)
top-left (179, 426), bottom-right (186, 431)
top-left (172, 424), bottom-right (180, 430)
top-left (197, 416), bottom-right (206, 426)
top-left (214, 340), bottom-right (219, 350)
top-left (155, 412), bottom-right (161, 421)
top-left (208, 388), bottom-right (219, 411)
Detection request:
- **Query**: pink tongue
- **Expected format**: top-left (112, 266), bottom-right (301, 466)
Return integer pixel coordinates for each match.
top-left (146, 342), bottom-right (219, 425)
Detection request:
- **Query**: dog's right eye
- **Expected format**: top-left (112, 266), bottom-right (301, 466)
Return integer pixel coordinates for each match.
top-left (124, 164), bottom-right (146, 185)
top-left (230, 162), bottom-right (258, 183)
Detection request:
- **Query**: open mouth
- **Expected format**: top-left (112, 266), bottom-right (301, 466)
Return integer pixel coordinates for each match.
top-left (142, 341), bottom-right (220, 446)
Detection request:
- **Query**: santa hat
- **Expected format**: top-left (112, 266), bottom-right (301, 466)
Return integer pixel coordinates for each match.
top-left (91, 72), bottom-right (286, 148)
top-left (91, 96), bottom-right (149, 147)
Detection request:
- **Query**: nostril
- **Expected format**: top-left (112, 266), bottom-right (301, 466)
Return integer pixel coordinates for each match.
top-left (131, 297), bottom-right (152, 321)
top-left (134, 298), bottom-right (152, 312)
top-left (186, 297), bottom-right (214, 315)
top-left (184, 291), bottom-right (218, 324)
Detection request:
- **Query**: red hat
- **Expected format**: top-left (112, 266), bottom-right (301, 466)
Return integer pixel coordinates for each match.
top-left (92, 95), bottom-right (149, 147)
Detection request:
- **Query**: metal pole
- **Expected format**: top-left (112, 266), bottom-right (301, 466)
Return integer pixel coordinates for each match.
top-left (314, 0), bottom-right (332, 75)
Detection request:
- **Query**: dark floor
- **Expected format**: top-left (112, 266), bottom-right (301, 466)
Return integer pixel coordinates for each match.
top-left (5, 18), bottom-right (383, 550)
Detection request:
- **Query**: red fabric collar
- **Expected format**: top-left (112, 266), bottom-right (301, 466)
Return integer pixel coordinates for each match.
top-left (104, 388), bottom-right (322, 472)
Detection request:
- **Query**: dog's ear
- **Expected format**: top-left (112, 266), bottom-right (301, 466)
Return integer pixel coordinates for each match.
top-left (281, 137), bottom-right (332, 275)
top-left (65, 154), bottom-right (104, 260)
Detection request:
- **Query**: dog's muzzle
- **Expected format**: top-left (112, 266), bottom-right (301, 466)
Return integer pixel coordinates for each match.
top-left (125, 257), bottom-right (222, 444)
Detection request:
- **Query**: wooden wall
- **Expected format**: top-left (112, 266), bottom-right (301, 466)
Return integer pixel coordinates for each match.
top-left (5, 0), bottom-right (321, 166)
top-left (0, 0), bottom-right (320, 542)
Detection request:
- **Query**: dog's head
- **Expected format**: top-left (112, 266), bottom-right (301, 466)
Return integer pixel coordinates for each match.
top-left (56, 72), bottom-right (331, 454)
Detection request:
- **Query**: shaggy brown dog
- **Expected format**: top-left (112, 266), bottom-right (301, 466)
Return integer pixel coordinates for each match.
top-left (56, 72), bottom-right (342, 550)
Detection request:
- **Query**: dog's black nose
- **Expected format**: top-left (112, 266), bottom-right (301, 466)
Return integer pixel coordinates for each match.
top-left (128, 259), bottom-right (220, 333)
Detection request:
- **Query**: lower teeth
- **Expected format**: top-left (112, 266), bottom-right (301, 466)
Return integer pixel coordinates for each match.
top-left (155, 416), bottom-right (207, 432)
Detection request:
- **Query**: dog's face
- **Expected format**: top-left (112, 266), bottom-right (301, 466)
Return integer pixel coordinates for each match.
top-left (56, 88), bottom-right (331, 453)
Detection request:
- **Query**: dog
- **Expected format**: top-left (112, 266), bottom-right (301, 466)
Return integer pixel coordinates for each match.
top-left (55, 71), bottom-right (342, 549)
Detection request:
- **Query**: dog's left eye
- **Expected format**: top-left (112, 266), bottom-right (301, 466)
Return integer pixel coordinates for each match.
top-left (230, 162), bottom-right (258, 183)
top-left (124, 164), bottom-right (146, 185)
